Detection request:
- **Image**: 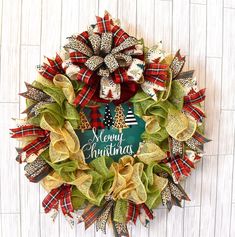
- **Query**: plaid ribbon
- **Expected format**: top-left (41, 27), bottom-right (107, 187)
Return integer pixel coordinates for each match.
top-left (37, 54), bottom-right (64, 80)
top-left (70, 52), bottom-right (88, 64)
top-left (112, 25), bottom-right (129, 46)
top-left (183, 88), bottom-right (206, 122)
top-left (82, 205), bottom-right (103, 230)
top-left (170, 50), bottom-right (185, 79)
top-left (170, 155), bottom-right (195, 181)
top-left (184, 88), bottom-right (206, 105)
top-left (75, 31), bottom-right (89, 44)
top-left (10, 125), bottom-right (46, 138)
top-left (126, 201), bottom-right (153, 224)
top-left (17, 132), bottom-right (50, 163)
top-left (126, 201), bottom-right (140, 224)
top-left (183, 104), bottom-right (205, 122)
top-left (96, 13), bottom-right (112, 33)
top-left (76, 67), bottom-right (94, 84)
top-left (42, 184), bottom-right (73, 218)
top-left (113, 68), bottom-right (129, 83)
top-left (193, 131), bottom-right (211, 144)
top-left (144, 63), bottom-right (169, 88)
top-left (74, 82), bottom-right (98, 107)
top-left (163, 138), bottom-right (195, 181)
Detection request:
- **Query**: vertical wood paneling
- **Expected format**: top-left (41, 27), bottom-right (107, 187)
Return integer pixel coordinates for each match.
top-left (204, 58), bottom-right (222, 155)
top-left (230, 204), bottom-right (235, 236)
top-left (40, 214), bottom-right (60, 237)
top-left (166, 208), bottom-right (184, 237)
top-left (21, 0), bottom-right (41, 45)
top-left (155, 0), bottom-right (172, 52)
top-left (149, 209), bottom-right (167, 236)
top-left (98, 0), bottom-right (118, 17)
top-left (215, 155), bottom-right (233, 237)
top-left (0, 104), bottom-right (20, 213)
top-left (200, 156), bottom-right (217, 237)
top-left (224, 0), bottom-right (235, 8)
top-left (78, 0), bottom-right (98, 32)
top-left (0, 0), bottom-right (21, 102)
top-left (60, 0), bottom-right (79, 46)
top-left (221, 8), bottom-right (235, 110)
top-left (184, 207), bottom-right (200, 237)
top-left (232, 152), bottom-right (235, 202)
top-left (118, 0), bottom-right (137, 38)
top-left (136, 0), bottom-right (155, 46)
top-left (189, 4), bottom-right (207, 88)
top-left (184, 162), bottom-right (202, 206)
top-left (0, 214), bottom-right (21, 237)
top-left (0, 0), bottom-right (3, 45)
top-left (218, 111), bottom-right (235, 155)
top-left (0, 1), bottom-right (234, 237)
top-left (172, 0), bottom-right (190, 55)
top-left (41, 0), bottom-right (62, 56)
top-left (207, 0), bottom-right (223, 57)
top-left (59, 213), bottom-right (76, 237)
top-left (20, 46), bottom-right (41, 237)
top-left (132, 221), bottom-right (149, 237)
top-left (191, 0), bottom-right (206, 4)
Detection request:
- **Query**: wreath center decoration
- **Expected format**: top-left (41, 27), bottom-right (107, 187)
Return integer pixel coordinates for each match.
top-left (10, 12), bottom-right (210, 236)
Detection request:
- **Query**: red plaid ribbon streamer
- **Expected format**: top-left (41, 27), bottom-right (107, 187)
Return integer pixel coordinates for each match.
top-left (37, 54), bottom-right (64, 80)
top-left (112, 25), bottom-right (129, 46)
top-left (193, 131), bottom-right (211, 144)
top-left (144, 63), bottom-right (169, 88)
top-left (127, 201), bottom-right (140, 224)
top-left (183, 104), bottom-right (205, 122)
top-left (74, 83), bottom-right (98, 107)
top-left (10, 125), bottom-right (46, 138)
top-left (70, 52), bottom-right (88, 64)
top-left (96, 13), bottom-right (112, 33)
top-left (17, 132), bottom-right (50, 163)
top-left (42, 184), bottom-right (74, 217)
top-left (184, 89), bottom-right (206, 105)
top-left (141, 203), bottom-right (154, 220)
top-left (170, 155), bottom-right (195, 181)
top-left (82, 205), bottom-right (103, 230)
top-left (127, 201), bottom-right (153, 224)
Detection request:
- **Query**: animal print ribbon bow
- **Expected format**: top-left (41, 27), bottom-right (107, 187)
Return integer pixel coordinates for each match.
top-left (64, 13), bottom-right (145, 107)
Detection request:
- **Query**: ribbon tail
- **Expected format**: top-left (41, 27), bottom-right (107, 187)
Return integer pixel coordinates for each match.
top-left (60, 185), bottom-right (74, 218)
top-left (74, 82), bottom-right (98, 107)
top-left (82, 205), bottom-right (103, 230)
top-left (42, 186), bottom-right (63, 214)
top-left (96, 201), bottom-right (113, 234)
top-left (183, 104), bottom-right (205, 122)
top-left (170, 50), bottom-right (185, 79)
top-left (126, 201), bottom-right (140, 225)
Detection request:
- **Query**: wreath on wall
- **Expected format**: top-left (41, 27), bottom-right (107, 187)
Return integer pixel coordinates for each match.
top-left (10, 12), bottom-right (210, 236)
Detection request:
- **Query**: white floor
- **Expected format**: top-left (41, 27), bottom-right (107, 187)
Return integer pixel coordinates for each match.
top-left (0, 0), bottom-right (235, 236)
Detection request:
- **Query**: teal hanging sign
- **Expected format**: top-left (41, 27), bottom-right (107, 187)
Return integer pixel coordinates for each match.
top-left (76, 103), bottom-right (145, 163)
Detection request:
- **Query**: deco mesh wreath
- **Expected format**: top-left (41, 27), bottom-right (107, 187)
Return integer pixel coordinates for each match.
top-left (10, 12), bottom-right (210, 236)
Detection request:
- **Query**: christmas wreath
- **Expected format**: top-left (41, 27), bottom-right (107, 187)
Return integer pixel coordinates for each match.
top-left (10, 12), bottom-right (210, 236)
